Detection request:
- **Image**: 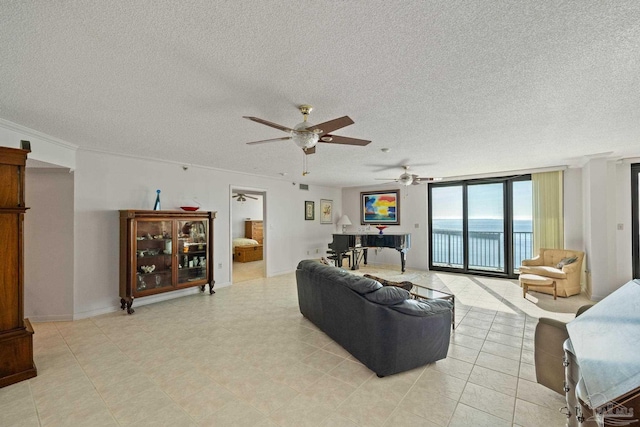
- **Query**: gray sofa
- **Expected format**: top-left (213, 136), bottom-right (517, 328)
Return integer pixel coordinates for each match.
top-left (296, 260), bottom-right (453, 377)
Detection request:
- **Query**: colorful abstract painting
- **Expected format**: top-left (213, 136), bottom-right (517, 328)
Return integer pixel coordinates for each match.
top-left (361, 190), bottom-right (400, 225)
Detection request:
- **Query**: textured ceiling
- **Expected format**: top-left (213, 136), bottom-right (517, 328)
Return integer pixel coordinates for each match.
top-left (1, 1), bottom-right (639, 187)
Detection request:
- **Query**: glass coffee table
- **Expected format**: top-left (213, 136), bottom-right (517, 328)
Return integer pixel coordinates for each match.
top-left (410, 284), bottom-right (456, 329)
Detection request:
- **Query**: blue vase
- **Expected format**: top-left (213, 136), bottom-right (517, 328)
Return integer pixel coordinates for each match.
top-left (153, 189), bottom-right (161, 210)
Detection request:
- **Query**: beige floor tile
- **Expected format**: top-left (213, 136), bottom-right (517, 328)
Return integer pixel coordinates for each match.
top-left (514, 398), bottom-right (567, 427)
top-left (336, 388), bottom-right (399, 427)
top-left (447, 343), bottom-right (480, 364)
top-left (475, 351), bottom-right (520, 376)
top-left (399, 388), bottom-right (458, 426)
top-left (197, 400), bottom-right (268, 426)
top-left (459, 382), bottom-right (515, 421)
top-left (327, 359), bottom-right (374, 388)
top-left (454, 324), bottom-right (489, 340)
top-left (383, 407), bottom-right (440, 426)
top-left (269, 361), bottom-right (325, 392)
top-left (19, 265), bottom-right (583, 427)
top-left (174, 382), bottom-right (237, 420)
top-left (516, 378), bottom-right (566, 410)
top-left (430, 356), bottom-right (474, 381)
top-left (485, 330), bottom-right (523, 348)
top-left (467, 364), bottom-right (518, 396)
top-left (0, 381), bottom-right (31, 406)
top-left (519, 362), bottom-right (537, 382)
top-left (321, 413), bottom-right (361, 427)
top-left (481, 339), bottom-right (523, 361)
top-left (242, 378), bottom-right (299, 415)
top-left (269, 394), bottom-right (334, 427)
top-left (300, 374), bottom-right (357, 408)
top-left (449, 332), bottom-right (485, 350)
top-left (448, 402), bottom-right (511, 427)
top-left (0, 397), bottom-right (38, 427)
top-left (301, 348), bottom-right (345, 373)
top-left (413, 368), bottom-right (467, 401)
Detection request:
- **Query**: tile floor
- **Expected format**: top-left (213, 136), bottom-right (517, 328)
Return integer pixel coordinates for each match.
top-left (0, 264), bottom-right (593, 426)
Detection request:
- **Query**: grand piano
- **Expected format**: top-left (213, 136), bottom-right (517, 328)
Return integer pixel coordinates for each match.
top-left (328, 233), bottom-right (411, 272)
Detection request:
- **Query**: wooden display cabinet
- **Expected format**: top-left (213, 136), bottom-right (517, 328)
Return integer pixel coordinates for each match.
top-left (0, 145), bottom-right (37, 388)
top-left (119, 210), bottom-right (216, 314)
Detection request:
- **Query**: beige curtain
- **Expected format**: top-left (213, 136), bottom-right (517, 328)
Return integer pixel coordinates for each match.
top-left (532, 171), bottom-right (564, 253)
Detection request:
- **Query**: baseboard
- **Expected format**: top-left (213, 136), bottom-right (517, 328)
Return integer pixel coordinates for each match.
top-left (27, 314), bottom-right (74, 323)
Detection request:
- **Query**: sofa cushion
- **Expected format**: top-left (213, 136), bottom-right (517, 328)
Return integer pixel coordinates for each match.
top-left (364, 286), bottom-right (410, 305)
top-left (344, 276), bottom-right (383, 295)
top-left (390, 299), bottom-right (453, 317)
top-left (520, 265), bottom-right (566, 279)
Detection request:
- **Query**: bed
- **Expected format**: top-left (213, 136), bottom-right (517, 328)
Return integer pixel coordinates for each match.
top-left (233, 238), bottom-right (263, 262)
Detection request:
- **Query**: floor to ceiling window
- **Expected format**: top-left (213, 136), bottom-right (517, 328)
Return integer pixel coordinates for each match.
top-left (429, 175), bottom-right (532, 278)
top-left (632, 164), bottom-right (640, 279)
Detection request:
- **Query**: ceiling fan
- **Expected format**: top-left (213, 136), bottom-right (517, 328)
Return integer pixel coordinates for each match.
top-left (232, 193), bottom-right (258, 202)
top-left (376, 166), bottom-right (442, 186)
top-left (244, 105), bottom-right (371, 155)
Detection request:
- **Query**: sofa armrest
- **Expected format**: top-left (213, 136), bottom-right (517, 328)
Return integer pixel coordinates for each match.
top-left (522, 255), bottom-right (543, 267)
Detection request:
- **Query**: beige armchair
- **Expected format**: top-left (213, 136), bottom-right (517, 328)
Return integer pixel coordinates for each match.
top-left (519, 248), bottom-right (584, 297)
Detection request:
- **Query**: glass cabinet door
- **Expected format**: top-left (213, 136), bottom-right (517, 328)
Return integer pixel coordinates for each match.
top-left (134, 220), bottom-right (173, 293)
top-left (177, 219), bottom-right (208, 285)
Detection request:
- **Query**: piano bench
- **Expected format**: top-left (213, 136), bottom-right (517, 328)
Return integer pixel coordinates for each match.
top-left (326, 251), bottom-right (351, 268)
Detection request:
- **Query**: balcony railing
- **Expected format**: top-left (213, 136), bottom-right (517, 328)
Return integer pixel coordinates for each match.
top-left (432, 228), bottom-right (533, 272)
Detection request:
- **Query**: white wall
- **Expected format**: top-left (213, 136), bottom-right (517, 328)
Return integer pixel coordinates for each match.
top-left (24, 169), bottom-right (75, 321)
top-left (72, 149), bottom-right (342, 318)
top-left (0, 118), bottom-right (77, 170)
top-left (231, 194), bottom-right (263, 239)
top-left (341, 185), bottom-right (428, 270)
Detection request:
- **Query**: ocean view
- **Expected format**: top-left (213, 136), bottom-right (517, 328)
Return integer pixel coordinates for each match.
top-left (431, 218), bottom-right (533, 270)
top-left (432, 218), bottom-right (532, 232)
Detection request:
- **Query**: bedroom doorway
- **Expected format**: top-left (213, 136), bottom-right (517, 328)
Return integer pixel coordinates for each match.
top-left (231, 188), bottom-right (266, 283)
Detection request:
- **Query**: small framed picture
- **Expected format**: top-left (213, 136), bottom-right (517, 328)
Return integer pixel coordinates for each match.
top-left (305, 201), bottom-right (315, 220)
top-left (320, 199), bottom-right (333, 224)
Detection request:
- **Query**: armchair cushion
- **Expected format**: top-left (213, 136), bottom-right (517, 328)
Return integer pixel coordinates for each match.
top-left (519, 265), bottom-right (566, 280)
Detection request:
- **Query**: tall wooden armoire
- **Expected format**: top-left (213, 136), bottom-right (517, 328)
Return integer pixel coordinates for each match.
top-left (0, 145), bottom-right (37, 387)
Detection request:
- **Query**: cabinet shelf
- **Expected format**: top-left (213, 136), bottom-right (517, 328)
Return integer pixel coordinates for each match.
top-left (120, 210), bottom-right (217, 314)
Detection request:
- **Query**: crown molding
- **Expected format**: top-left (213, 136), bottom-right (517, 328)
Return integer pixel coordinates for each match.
top-left (0, 118), bottom-right (79, 150)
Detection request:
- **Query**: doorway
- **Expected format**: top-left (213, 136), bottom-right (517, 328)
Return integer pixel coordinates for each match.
top-left (230, 187), bottom-right (266, 283)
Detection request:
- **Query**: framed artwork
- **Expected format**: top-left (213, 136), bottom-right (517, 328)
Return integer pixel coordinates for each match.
top-left (320, 199), bottom-right (333, 224)
top-left (305, 201), bottom-right (315, 220)
top-left (361, 190), bottom-right (400, 225)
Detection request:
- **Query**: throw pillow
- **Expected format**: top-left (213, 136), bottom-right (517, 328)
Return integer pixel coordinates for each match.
top-left (556, 256), bottom-right (578, 269)
top-left (363, 274), bottom-right (414, 291)
top-left (364, 286), bottom-right (409, 305)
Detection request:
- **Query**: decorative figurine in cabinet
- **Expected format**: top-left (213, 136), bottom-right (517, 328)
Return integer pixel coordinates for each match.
top-left (119, 210), bottom-right (216, 314)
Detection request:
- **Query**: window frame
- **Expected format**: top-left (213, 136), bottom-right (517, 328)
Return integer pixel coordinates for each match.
top-left (428, 174), bottom-right (531, 279)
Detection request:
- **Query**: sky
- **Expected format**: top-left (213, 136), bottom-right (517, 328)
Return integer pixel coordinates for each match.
top-left (431, 181), bottom-right (532, 220)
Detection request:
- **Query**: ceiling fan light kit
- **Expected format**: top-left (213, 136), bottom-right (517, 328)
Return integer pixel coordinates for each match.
top-left (376, 165), bottom-right (442, 186)
top-left (244, 104), bottom-right (371, 156)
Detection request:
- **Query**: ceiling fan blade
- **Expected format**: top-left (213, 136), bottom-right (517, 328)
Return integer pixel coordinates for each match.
top-left (303, 146), bottom-right (316, 155)
top-left (307, 116), bottom-right (354, 136)
top-left (246, 136), bottom-right (292, 145)
top-left (374, 178), bottom-right (399, 181)
top-left (321, 135), bottom-right (371, 146)
top-left (243, 116), bottom-right (294, 133)
top-left (245, 195), bottom-right (259, 200)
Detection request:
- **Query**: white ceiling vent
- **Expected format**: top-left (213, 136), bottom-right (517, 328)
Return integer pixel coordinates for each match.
top-left (299, 184), bottom-right (309, 191)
